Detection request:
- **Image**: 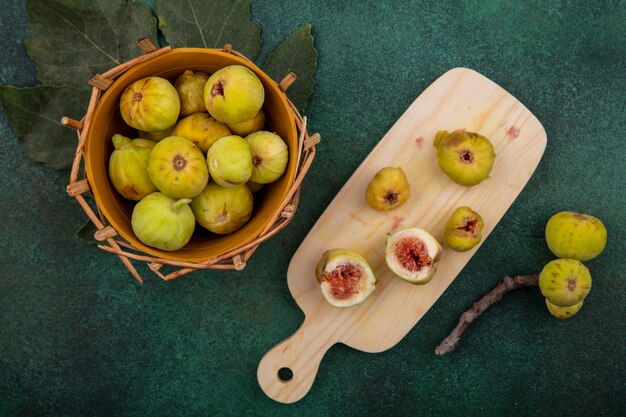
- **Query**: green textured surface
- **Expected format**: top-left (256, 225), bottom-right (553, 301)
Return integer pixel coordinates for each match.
top-left (1, 0), bottom-right (625, 416)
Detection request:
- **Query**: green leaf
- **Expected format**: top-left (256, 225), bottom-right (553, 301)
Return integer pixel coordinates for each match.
top-left (75, 220), bottom-right (99, 245)
top-left (25, 0), bottom-right (158, 88)
top-left (0, 85), bottom-right (90, 169)
top-left (262, 25), bottom-right (317, 113)
top-left (156, 0), bottom-right (261, 60)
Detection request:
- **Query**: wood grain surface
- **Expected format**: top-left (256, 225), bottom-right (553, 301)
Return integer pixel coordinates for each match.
top-left (258, 67), bottom-right (547, 403)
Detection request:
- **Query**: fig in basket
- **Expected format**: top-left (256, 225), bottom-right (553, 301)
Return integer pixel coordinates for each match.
top-left (171, 112), bottom-right (231, 153)
top-left (246, 131), bottom-right (288, 184)
top-left (444, 206), bottom-right (484, 251)
top-left (545, 211), bottom-right (607, 262)
top-left (365, 167), bottom-right (410, 211)
top-left (206, 135), bottom-right (253, 187)
top-left (190, 182), bottom-right (253, 234)
top-left (434, 130), bottom-right (495, 186)
top-left (174, 70), bottom-right (210, 117)
top-left (315, 249), bottom-right (376, 308)
top-left (131, 192), bottom-right (195, 251)
top-left (108, 134), bottom-right (157, 200)
top-left (227, 109), bottom-right (266, 137)
top-left (119, 77), bottom-right (180, 132)
top-left (148, 136), bottom-right (209, 199)
top-left (138, 125), bottom-right (174, 142)
top-left (385, 228), bottom-right (442, 284)
top-left (204, 65), bottom-right (265, 124)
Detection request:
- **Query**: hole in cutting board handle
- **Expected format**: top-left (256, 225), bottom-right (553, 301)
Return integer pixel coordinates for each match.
top-left (277, 367), bottom-right (293, 382)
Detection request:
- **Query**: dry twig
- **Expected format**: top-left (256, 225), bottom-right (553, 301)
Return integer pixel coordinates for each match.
top-left (435, 273), bottom-right (540, 356)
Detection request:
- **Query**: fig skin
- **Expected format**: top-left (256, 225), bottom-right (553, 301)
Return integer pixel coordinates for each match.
top-left (174, 70), bottom-right (210, 117)
top-left (204, 65), bottom-right (265, 124)
top-left (138, 125), bottom-right (174, 142)
top-left (131, 192), bottom-right (195, 251)
top-left (247, 181), bottom-right (264, 193)
top-left (385, 228), bottom-right (442, 284)
top-left (171, 112), bottom-right (231, 153)
top-left (148, 136), bottom-right (209, 199)
top-left (108, 134), bottom-right (157, 200)
top-left (227, 109), bottom-right (266, 136)
top-left (545, 298), bottom-right (584, 319)
top-left (365, 167), bottom-right (410, 211)
top-left (315, 249), bottom-right (376, 308)
top-left (545, 211), bottom-right (607, 262)
top-left (444, 206), bottom-right (485, 251)
top-left (190, 182), bottom-right (253, 234)
top-left (206, 135), bottom-right (253, 188)
top-left (434, 130), bottom-right (495, 186)
top-left (120, 77), bottom-right (180, 132)
top-left (539, 259), bottom-right (592, 307)
top-left (246, 131), bottom-right (289, 184)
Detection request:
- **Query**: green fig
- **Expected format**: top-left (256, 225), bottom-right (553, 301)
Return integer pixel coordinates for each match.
top-left (539, 259), bottom-right (592, 308)
top-left (171, 112), bottom-right (231, 153)
top-left (385, 228), bottom-right (442, 285)
top-left (131, 192), bottom-right (195, 251)
top-left (444, 206), bottom-right (485, 251)
top-left (204, 65), bottom-right (265, 124)
top-left (434, 130), bottom-right (496, 186)
top-left (119, 77), bottom-right (180, 132)
top-left (108, 134), bottom-right (157, 200)
top-left (227, 109), bottom-right (266, 136)
top-left (206, 135), bottom-right (253, 188)
top-left (365, 167), bottom-right (410, 211)
top-left (545, 211), bottom-right (607, 262)
top-left (174, 69), bottom-right (210, 117)
top-left (190, 182), bottom-right (253, 234)
top-left (246, 131), bottom-right (288, 184)
top-left (148, 136), bottom-right (209, 199)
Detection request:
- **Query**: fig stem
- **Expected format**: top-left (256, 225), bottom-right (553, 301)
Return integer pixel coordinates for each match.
top-left (112, 134), bottom-right (131, 149)
top-left (170, 198), bottom-right (192, 213)
top-left (435, 272), bottom-right (539, 356)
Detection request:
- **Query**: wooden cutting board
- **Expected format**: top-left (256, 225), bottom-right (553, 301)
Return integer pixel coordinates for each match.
top-left (257, 67), bottom-right (547, 403)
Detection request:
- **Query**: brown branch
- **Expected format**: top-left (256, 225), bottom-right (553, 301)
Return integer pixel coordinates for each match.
top-left (435, 273), bottom-right (540, 356)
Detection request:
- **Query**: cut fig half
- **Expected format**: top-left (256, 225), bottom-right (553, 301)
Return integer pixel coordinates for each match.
top-left (385, 228), bottom-right (442, 284)
top-left (315, 249), bottom-right (376, 308)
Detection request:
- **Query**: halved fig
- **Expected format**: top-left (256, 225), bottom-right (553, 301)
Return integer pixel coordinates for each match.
top-left (385, 228), bottom-right (442, 284)
top-left (315, 249), bottom-right (376, 308)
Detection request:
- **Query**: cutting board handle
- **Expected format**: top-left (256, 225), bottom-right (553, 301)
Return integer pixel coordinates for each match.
top-left (257, 316), bottom-right (335, 403)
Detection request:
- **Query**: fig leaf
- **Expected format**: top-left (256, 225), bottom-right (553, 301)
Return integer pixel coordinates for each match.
top-left (75, 220), bottom-right (99, 245)
top-left (261, 25), bottom-right (318, 113)
top-left (0, 85), bottom-right (90, 169)
top-left (155, 0), bottom-right (262, 61)
top-left (25, 0), bottom-right (158, 88)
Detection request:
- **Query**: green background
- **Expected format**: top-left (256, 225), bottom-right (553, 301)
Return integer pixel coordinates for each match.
top-left (1, 0), bottom-right (625, 416)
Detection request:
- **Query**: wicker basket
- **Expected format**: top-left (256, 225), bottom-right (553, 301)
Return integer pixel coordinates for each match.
top-left (63, 39), bottom-right (320, 283)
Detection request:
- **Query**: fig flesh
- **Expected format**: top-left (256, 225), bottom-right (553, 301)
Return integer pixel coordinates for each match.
top-left (444, 206), bottom-right (484, 251)
top-left (190, 182), bottom-right (253, 234)
top-left (108, 134), bottom-right (157, 200)
top-left (204, 65), bottom-right (265, 124)
top-left (206, 135), bottom-right (253, 187)
top-left (545, 211), bottom-right (607, 262)
top-left (315, 249), bottom-right (376, 308)
top-left (539, 259), bottom-right (592, 307)
top-left (385, 228), bottom-right (442, 284)
top-left (119, 76), bottom-right (180, 132)
top-left (246, 131), bottom-right (288, 184)
top-left (171, 112), bottom-right (231, 153)
top-left (434, 130), bottom-right (495, 186)
top-left (148, 136), bottom-right (209, 199)
top-left (131, 192), bottom-right (195, 251)
top-left (174, 69), bottom-right (210, 117)
top-left (365, 167), bottom-right (410, 211)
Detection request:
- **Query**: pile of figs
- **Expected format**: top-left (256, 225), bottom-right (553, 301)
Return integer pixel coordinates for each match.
top-left (317, 130), bottom-right (494, 307)
top-left (108, 65), bottom-right (289, 251)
